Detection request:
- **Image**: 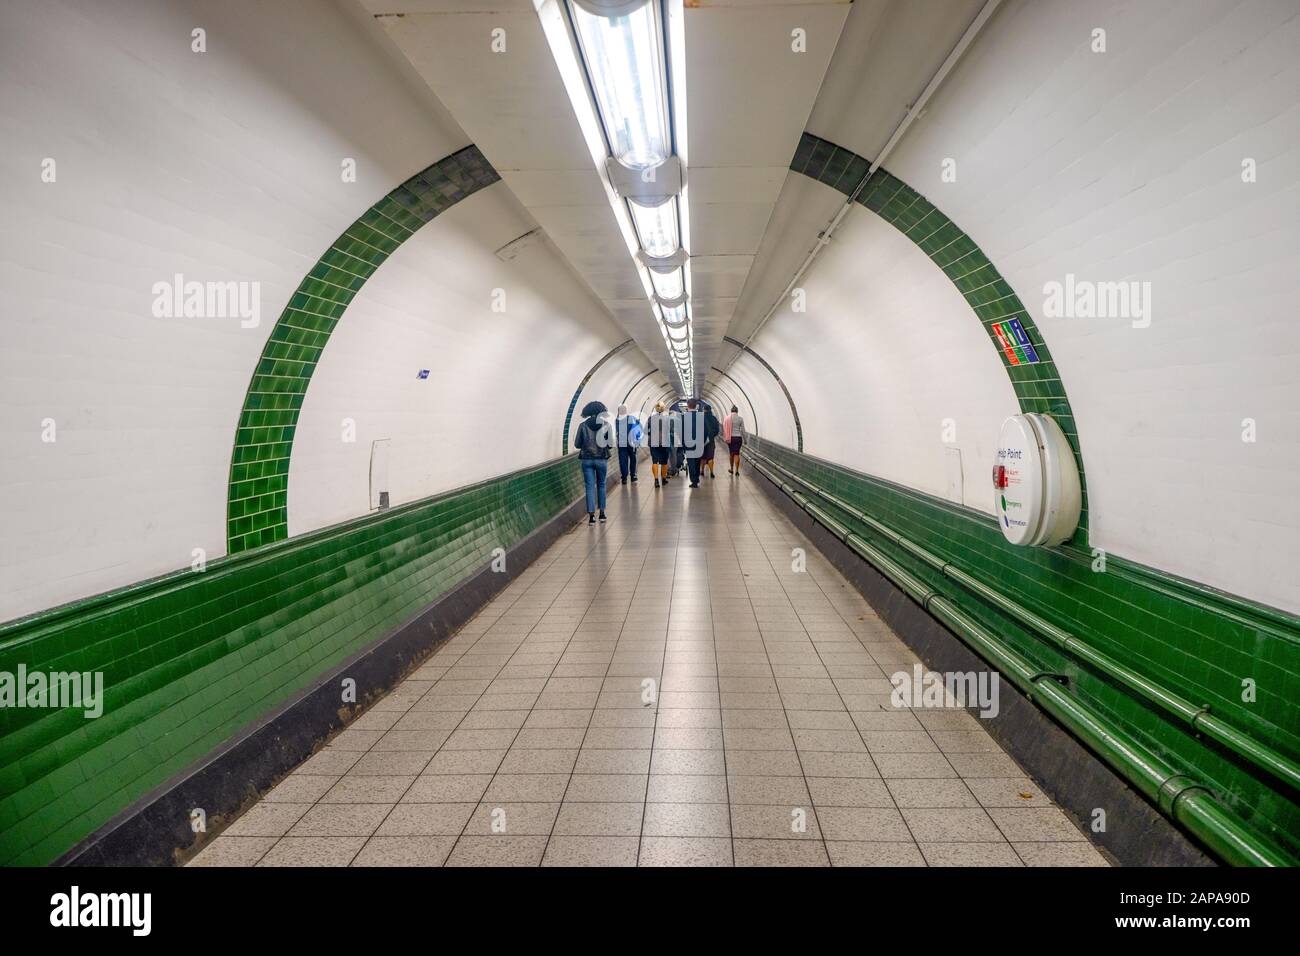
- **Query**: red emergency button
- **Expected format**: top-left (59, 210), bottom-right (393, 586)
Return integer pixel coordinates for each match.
top-left (992, 465), bottom-right (1008, 490)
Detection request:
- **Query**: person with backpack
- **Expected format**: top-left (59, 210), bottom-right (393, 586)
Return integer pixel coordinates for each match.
top-left (701, 402), bottom-right (721, 480)
top-left (573, 401), bottom-right (613, 523)
top-left (723, 404), bottom-right (746, 476)
top-left (614, 404), bottom-right (642, 485)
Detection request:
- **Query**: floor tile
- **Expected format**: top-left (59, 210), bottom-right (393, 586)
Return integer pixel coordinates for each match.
top-left (638, 837), bottom-right (733, 867)
top-left (641, 802), bottom-right (732, 837)
top-left (352, 836), bottom-right (456, 866)
top-left (542, 836), bottom-right (639, 867)
top-left (826, 841), bottom-right (926, 867)
top-left (445, 836), bottom-right (547, 867)
top-left (734, 839), bottom-right (830, 867)
top-left (188, 836), bottom-right (276, 867)
top-left (553, 802), bottom-right (644, 836)
top-left (258, 837), bottom-right (366, 867)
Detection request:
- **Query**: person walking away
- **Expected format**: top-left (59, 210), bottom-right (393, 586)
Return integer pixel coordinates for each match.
top-left (615, 404), bottom-right (642, 485)
top-left (667, 404), bottom-right (683, 480)
top-left (574, 403), bottom-right (613, 523)
top-left (723, 405), bottom-right (745, 475)
top-left (646, 402), bottom-right (671, 488)
top-left (702, 403), bottom-right (721, 480)
top-left (681, 398), bottom-right (707, 488)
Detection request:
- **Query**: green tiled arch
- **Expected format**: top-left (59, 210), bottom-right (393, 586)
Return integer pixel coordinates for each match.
top-left (226, 145), bottom-right (500, 554)
top-left (791, 132), bottom-right (1090, 542)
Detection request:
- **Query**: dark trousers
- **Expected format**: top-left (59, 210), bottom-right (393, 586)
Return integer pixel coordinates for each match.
top-left (618, 445), bottom-right (637, 480)
top-left (686, 457), bottom-right (701, 485)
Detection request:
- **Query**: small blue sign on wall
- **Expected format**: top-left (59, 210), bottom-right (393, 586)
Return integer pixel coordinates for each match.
top-left (416, 369), bottom-right (430, 380)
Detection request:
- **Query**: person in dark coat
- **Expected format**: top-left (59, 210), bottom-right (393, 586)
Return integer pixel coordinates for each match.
top-left (573, 405), bottom-right (613, 523)
top-left (681, 398), bottom-right (707, 488)
top-left (701, 403), bottom-right (721, 479)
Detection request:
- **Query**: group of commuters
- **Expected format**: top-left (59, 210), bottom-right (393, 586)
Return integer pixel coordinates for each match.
top-left (572, 398), bottom-right (746, 525)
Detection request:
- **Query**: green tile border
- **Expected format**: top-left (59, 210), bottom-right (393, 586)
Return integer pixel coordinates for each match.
top-left (791, 132), bottom-right (1089, 544)
top-left (226, 145), bottom-right (500, 554)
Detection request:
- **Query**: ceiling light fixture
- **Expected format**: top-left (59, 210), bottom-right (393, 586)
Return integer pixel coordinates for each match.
top-left (570, 0), bottom-right (670, 170)
top-left (648, 266), bottom-right (683, 301)
top-left (539, 0), bottom-right (694, 394)
top-left (628, 196), bottom-right (679, 259)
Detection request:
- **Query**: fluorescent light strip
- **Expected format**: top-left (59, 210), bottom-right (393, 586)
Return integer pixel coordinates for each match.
top-left (534, 0), bottom-right (641, 262)
top-left (649, 266), bottom-right (684, 300)
top-left (660, 302), bottom-right (688, 327)
top-left (541, 0), bottom-right (694, 392)
top-left (664, 0), bottom-right (691, 316)
top-left (629, 197), bottom-right (679, 259)
top-left (571, 1), bottom-right (670, 170)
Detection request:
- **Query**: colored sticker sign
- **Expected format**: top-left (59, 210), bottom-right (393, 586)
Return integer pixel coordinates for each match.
top-left (991, 323), bottom-right (1020, 365)
top-left (1007, 318), bottom-right (1040, 363)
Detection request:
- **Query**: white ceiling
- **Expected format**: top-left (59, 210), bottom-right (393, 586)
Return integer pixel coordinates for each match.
top-left (359, 0), bottom-right (848, 393)
top-left (714, 0), bottom-right (986, 372)
top-left (672, 0), bottom-right (848, 377)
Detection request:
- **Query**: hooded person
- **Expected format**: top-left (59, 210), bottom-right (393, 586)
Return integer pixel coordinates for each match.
top-left (614, 403), bottom-right (643, 485)
top-left (573, 403), bottom-right (613, 523)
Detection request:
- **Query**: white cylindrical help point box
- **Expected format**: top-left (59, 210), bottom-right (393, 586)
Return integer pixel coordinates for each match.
top-left (993, 413), bottom-right (1081, 547)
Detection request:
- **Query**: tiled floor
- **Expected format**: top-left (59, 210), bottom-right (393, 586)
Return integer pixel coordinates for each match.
top-left (190, 465), bottom-right (1108, 867)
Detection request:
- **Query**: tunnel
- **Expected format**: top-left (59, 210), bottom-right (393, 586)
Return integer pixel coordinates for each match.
top-left (0, 0), bottom-right (1297, 912)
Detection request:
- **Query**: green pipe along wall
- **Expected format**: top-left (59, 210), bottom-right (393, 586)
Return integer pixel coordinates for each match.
top-left (1, 0), bottom-right (1297, 871)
